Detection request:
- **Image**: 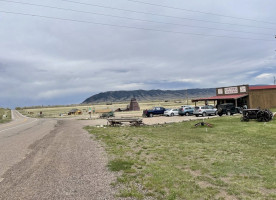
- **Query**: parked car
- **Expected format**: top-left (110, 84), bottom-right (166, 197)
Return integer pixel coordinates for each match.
top-left (143, 107), bottom-right (166, 117)
top-left (164, 108), bottom-right (179, 116)
top-left (217, 103), bottom-right (241, 116)
top-left (179, 106), bottom-right (194, 116)
top-left (194, 105), bottom-right (217, 117)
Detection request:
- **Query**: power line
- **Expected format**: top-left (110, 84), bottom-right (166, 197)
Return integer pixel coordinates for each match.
top-left (125, 0), bottom-right (276, 25)
top-left (0, 10), bottom-right (274, 41)
top-left (0, 0), bottom-right (272, 36)
top-left (58, 0), bottom-right (275, 30)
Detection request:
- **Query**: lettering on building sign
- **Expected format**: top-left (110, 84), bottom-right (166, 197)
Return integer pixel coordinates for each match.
top-left (218, 89), bottom-right (223, 95)
top-left (240, 86), bottom-right (247, 93)
top-left (224, 87), bottom-right (238, 94)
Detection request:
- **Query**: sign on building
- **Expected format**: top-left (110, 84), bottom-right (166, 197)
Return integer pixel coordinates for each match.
top-left (224, 87), bottom-right (238, 94)
top-left (216, 85), bottom-right (249, 95)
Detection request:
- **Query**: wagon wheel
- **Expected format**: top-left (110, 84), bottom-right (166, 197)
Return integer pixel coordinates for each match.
top-left (266, 110), bottom-right (273, 121)
top-left (263, 111), bottom-right (271, 122)
top-left (257, 110), bottom-right (264, 122)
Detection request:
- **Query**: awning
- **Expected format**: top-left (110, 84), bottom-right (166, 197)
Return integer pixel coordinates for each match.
top-left (192, 94), bottom-right (248, 102)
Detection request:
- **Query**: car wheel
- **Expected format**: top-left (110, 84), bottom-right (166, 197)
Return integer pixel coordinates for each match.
top-left (202, 112), bottom-right (206, 117)
top-left (227, 111), bottom-right (231, 116)
top-left (185, 112), bottom-right (189, 116)
top-left (170, 113), bottom-right (174, 117)
top-left (150, 113), bottom-right (153, 117)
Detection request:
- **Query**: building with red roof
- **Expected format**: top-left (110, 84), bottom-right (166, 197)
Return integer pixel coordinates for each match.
top-left (192, 85), bottom-right (276, 109)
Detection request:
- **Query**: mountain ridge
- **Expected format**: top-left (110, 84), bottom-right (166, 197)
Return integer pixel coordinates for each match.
top-left (82, 88), bottom-right (216, 104)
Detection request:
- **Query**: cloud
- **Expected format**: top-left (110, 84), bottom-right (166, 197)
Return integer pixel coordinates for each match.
top-left (0, 0), bottom-right (276, 108)
top-left (177, 79), bottom-right (202, 83)
top-left (256, 73), bottom-right (274, 79)
top-left (114, 83), bottom-right (145, 90)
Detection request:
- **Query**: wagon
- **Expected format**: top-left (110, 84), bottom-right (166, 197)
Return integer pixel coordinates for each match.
top-left (107, 118), bottom-right (144, 126)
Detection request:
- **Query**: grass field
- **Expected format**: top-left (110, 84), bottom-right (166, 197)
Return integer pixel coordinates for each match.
top-left (85, 116), bottom-right (276, 200)
top-left (19, 100), bottom-right (197, 118)
top-left (0, 108), bottom-right (11, 123)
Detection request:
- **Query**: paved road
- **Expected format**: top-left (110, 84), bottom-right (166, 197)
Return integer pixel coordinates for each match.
top-left (0, 111), bottom-right (116, 200)
top-left (0, 111), bottom-right (55, 178)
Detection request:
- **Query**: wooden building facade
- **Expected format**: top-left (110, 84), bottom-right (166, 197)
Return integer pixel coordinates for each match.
top-left (249, 85), bottom-right (276, 109)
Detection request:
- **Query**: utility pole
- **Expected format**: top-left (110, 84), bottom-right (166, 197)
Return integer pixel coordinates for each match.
top-left (186, 89), bottom-right (189, 105)
top-left (274, 76), bottom-right (276, 85)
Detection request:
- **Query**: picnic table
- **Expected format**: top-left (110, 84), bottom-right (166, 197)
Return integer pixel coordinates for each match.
top-left (107, 118), bottom-right (144, 126)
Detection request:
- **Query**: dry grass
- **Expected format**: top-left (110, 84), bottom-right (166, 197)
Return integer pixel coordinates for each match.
top-left (19, 100), bottom-right (203, 118)
top-left (0, 108), bottom-right (11, 123)
top-left (86, 116), bottom-right (276, 200)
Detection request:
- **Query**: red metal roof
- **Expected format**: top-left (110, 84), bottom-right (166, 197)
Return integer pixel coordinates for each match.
top-left (249, 85), bottom-right (276, 90)
top-left (193, 94), bottom-right (248, 101)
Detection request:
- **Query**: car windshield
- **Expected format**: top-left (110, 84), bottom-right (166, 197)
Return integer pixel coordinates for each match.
top-left (195, 106), bottom-right (200, 110)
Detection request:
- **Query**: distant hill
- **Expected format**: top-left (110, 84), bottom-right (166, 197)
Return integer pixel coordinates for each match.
top-left (82, 88), bottom-right (216, 104)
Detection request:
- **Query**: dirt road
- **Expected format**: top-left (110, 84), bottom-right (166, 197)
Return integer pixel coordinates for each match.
top-left (0, 111), bottom-right (116, 200)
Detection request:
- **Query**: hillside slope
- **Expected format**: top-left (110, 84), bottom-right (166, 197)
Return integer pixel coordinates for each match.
top-left (82, 88), bottom-right (216, 104)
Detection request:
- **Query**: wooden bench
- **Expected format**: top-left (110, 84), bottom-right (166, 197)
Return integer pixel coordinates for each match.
top-left (107, 118), bottom-right (144, 126)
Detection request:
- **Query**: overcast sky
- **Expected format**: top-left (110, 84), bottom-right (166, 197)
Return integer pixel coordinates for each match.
top-left (0, 0), bottom-right (275, 108)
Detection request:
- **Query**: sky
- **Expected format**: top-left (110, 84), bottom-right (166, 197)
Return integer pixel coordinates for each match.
top-left (0, 0), bottom-right (275, 108)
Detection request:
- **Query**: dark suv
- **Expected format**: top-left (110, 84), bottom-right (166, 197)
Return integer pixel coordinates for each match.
top-left (217, 103), bottom-right (240, 116)
top-left (143, 107), bottom-right (166, 117)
